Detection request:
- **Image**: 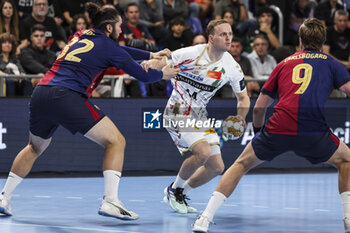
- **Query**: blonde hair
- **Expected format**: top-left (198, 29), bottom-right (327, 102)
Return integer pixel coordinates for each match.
top-left (206, 19), bottom-right (229, 36)
top-left (298, 18), bottom-right (326, 51)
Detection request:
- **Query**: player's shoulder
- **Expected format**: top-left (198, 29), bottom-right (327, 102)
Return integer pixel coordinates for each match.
top-left (221, 52), bottom-right (242, 74)
top-left (172, 44), bottom-right (206, 58)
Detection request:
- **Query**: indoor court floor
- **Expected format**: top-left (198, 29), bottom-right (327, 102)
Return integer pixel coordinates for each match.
top-left (0, 172), bottom-right (344, 233)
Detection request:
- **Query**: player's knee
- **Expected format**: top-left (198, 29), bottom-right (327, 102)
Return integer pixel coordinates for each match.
top-left (235, 159), bottom-right (252, 174)
top-left (212, 160), bottom-right (225, 175)
top-left (28, 143), bottom-right (44, 156)
top-left (336, 161), bottom-right (350, 171)
top-left (113, 134), bottom-right (126, 148)
top-left (195, 148), bottom-right (211, 164)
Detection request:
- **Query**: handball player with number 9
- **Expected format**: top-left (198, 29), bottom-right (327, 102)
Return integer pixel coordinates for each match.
top-left (192, 17), bottom-right (350, 233)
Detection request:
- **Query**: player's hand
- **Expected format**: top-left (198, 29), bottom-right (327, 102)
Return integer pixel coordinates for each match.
top-left (161, 62), bottom-right (180, 80)
top-left (151, 49), bottom-right (171, 59)
top-left (140, 60), bottom-right (151, 72)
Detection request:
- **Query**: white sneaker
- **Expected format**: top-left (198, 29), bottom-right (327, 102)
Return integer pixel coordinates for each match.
top-left (344, 217), bottom-right (350, 233)
top-left (163, 183), bottom-right (188, 214)
top-left (192, 215), bottom-right (211, 233)
top-left (98, 198), bottom-right (138, 220)
top-left (187, 205), bottom-right (198, 213)
top-left (0, 194), bottom-right (12, 216)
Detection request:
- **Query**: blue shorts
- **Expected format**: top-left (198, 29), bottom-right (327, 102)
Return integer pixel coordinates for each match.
top-left (29, 85), bottom-right (105, 139)
top-left (251, 128), bottom-right (340, 164)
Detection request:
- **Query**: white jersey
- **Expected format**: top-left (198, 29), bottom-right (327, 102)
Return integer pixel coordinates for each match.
top-left (165, 44), bottom-right (246, 119)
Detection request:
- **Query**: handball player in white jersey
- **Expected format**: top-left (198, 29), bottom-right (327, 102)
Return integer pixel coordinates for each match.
top-left (162, 19), bottom-right (250, 214)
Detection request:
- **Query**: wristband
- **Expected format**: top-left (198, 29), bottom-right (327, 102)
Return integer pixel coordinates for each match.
top-left (253, 125), bottom-right (261, 134)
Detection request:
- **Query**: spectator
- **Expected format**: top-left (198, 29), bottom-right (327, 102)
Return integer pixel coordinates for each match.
top-left (155, 17), bottom-right (193, 97)
top-left (163, 0), bottom-right (189, 25)
top-left (0, 33), bottom-right (30, 96)
top-left (160, 17), bottom-right (193, 51)
top-left (246, 6), bottom-right (280, 52)
top-left (119, 2), bottom-right (156, 97)
top-left (137, 0), bottom-right (168, 44)
top-left (19, 0), bottom-right (67, 53)
top-left (19, 24), bottom-right (56, 88)
top-left (119, 3), bottom-right (156, 51)
top-left (247, 35), bottom-right (276, 80)
top-left (287, 0), bottom-right (314, 46)
top-left (215, 0), bottom-right (253, 36)
top-left (60, 0), bottom-right (87, 26)
top-left (215, 0), bottom-right (248, 23)
top-left (0, 0), bottom-right (19, 43)
top-left (314, 0), bottom-right (346, 27)
top-left (229, 37), bottom-right (257, 97)
top-left (16, 0), bottom-right (33, 20)
top-left (192, 33), bottom-right (207, 45)
top-left (222, 11), bottom-right (239, 36)
top-left (69, 13), bottom-right (89, 38)
top-left (323, 9), bottom-right (350, 70)
top-left (192, 0), bottom-right (214, 24)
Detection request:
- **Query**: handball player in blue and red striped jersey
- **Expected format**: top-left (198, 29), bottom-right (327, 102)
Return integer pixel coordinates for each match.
top-left (0, 2), bottom-right (179, 220)
top-left (192, 18), bottom-right (350, 233)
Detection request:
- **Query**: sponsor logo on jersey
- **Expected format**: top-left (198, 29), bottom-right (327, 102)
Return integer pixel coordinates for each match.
top-left (181, 70), bottom-right (204, 82)
top-left (175, 75), bottom-right (216, 92)
top-left (206, 70), bottom-right (222, 79)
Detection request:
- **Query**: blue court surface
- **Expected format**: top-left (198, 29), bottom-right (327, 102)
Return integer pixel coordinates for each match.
top-left (0, 172), bottom-right (344, 233)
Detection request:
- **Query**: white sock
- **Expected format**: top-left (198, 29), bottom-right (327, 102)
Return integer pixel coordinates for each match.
top-left (172, 175), bottom-right (186, 189)
top-left (341, 191), bottom-right (350, 219)
top-left (202, 191), bottom-right (227, 221)
top-left (103, 170), bottom-right (121, 202)
top-left (183, 181), bottom-right (193, 195)
top-left (1, 172), bottom-right (23, 199)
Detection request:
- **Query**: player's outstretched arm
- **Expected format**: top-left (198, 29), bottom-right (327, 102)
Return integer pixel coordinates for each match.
top-left (150, 48), bottom-right (171, 60)
top-left (236, 90), bottom-right (250, 127)
top-left (253, 93), bottom-right (274, 129)
top-left (140, 56), bottom-right (168, 71)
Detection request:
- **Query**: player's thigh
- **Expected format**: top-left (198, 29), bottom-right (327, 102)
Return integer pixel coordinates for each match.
top-left (327, 140), bottom-right (350, 166)
top-left (84, 116), bottom-right (125, 148)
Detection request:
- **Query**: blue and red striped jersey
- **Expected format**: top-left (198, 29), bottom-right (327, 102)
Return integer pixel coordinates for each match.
top-left (38, 28), bottom-right (163, 97)
top-left (262, 50), bottom-right (350, 135)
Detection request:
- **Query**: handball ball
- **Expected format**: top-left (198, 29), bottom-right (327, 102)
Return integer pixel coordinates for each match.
top-left (221, 116), bottom-right (245, 140)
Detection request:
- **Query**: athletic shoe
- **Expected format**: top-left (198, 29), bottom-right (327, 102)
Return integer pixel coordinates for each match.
top-left (0, 194), bottom-right (12, 216)
top-left (163, 183), bottom-right (197, 214)
top-left (192, 214), bottom-right (212, 233)
top-left (344, 217), bottom-right (350, 233)
top-left (98, 197), bottom-right (138, 220)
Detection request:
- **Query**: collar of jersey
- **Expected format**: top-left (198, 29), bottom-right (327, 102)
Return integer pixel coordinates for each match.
top-left (194, 45), bottom-right (220, 67)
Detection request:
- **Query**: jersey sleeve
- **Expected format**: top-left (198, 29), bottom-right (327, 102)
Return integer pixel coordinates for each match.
top-left (108, 42), bottom-right (163, 83)
top-left (261, 61), bottom-right (283, 98)
top-left (331, 58), bottom-right (350, 89)
top-left (120, 46), bottom-right (150, 61)
top-left (227, 59), bottom-right (246, 93)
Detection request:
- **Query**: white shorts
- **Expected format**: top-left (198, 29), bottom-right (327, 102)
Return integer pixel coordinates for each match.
top-left (166, 126), bottom-right (221, 156)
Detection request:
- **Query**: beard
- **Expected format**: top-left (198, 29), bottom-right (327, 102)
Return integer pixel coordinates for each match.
top-left (109, 27), bottom-right (118, 42)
